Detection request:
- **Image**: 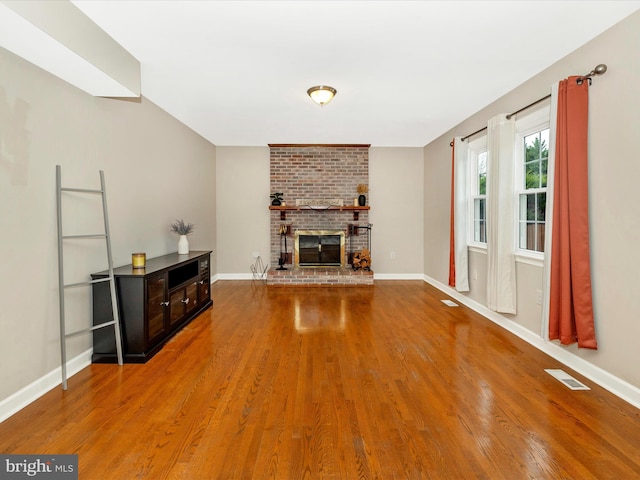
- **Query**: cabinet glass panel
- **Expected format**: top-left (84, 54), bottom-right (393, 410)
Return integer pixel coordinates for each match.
top-left (169, 289), bottom-right (185, 325)
top-left (147, 275), bottom-right (166, 340)
top-left (200, 258), bottom-right (209, 276)
top-left (199, 257), bottom-right (210, 303)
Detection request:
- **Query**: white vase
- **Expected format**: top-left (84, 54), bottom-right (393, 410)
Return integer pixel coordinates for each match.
top-left (178, 235), bottom-right (189, 254)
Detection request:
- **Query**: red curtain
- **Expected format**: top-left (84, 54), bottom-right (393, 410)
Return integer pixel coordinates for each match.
top-left (448, 140), bottom-right (456, 287)
top-left (548, 77), bottom-right (597, 349)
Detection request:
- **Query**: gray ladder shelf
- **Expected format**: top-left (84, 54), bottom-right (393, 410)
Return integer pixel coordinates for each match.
top-left (55, 165), bottom-right (123, 390)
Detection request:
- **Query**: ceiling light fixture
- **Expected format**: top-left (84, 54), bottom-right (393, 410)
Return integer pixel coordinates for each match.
top-left (307, 85), bottom-right (337, 106)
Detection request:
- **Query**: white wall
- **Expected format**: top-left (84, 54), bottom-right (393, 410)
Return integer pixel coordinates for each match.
top-left (423, 11), bottom-right (640, 392)
top-left (0, 46), bottom-right (216, 406)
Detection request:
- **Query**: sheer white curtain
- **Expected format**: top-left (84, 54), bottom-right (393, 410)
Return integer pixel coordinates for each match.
top-left (453, 137), bottom-right (469, 292)
top-left (542, 84), bottom-right (559, 339)
top-left (486, 114), bottom-right (517, 313)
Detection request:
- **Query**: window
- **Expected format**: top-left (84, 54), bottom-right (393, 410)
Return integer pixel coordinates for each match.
top-left (516, 106), bottom-right (550, 255)
top-left (468, 136), bottom-right (487, 246)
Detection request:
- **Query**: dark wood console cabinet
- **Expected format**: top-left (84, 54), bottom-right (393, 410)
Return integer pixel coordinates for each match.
top-left (91, 251), bottom-right (213, 363)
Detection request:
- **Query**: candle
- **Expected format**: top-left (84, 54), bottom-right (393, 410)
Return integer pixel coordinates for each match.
top-left (132, 253), bottom-right (146, 269)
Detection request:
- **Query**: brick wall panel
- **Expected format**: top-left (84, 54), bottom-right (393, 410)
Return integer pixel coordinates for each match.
top-left (268, 145), bottom-right (371, 283)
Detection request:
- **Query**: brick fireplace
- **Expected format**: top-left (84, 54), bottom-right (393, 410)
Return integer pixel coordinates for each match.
top-left (267, 144), bottom-right (373, 286)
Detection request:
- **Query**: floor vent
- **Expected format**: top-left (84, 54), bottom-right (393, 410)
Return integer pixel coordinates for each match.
top-left (545, 369), bottom-right (590, 390)
top-left (441, 300), bottom-right (458, 307)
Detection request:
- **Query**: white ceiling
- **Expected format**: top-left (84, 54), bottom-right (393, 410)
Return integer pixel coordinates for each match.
top-left (71, 1), bottom-right (640, 147)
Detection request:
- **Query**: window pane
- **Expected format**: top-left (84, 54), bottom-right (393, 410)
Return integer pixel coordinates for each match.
top-left (527, 194), bottom-right (536, 221)
top-left (519, 193), bottom-right (545, 252)
top-left (474, 198), bottom-right (486, 243)
top-left (537, 192), bottom-right (546, 221)
top-left (519, 194), bottom-right (527, 222)
top-left (535, 224), bottom-right (545, 252)
top-left (525, 133), bottom-right (539, 161)
top-left (540, 129), bottom-right (550, 157)
top-left (478, 152), bottom-right (487, 195)
top-left (519, 221), bottom-right (530, 249)
top-left (479, 173), bottom-right (486, 195)
top-left (525, 130), bottom-right (549, 161)
top-left (525, 161), bottom-right (540, 189)
top-left (526, 222), bottom-right (536, 250)
top-left (524, 129), bottom-right (549, 190)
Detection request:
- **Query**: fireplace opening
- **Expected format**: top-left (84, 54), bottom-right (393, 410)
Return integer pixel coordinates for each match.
top-left (295, 230), bottom-right (345, 267)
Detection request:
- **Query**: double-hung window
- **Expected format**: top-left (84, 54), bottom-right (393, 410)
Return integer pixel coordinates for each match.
top-left (515, 105), bottom-right (550, 256)
top-left (468, 136), bottom-right (487, 247)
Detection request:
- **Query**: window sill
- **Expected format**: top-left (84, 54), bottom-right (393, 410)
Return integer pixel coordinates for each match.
top-left (466, 246), bottom-right (543, 267)
top-left (515, 252), bottom-right (544, 268)
top-left (468, 245), bottom-right (487, 255)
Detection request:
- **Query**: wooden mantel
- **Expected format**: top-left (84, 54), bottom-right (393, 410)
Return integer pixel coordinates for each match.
top-left (269, 205), bottom-right (370, 221)
top-left (267, 144), bottom-right (371, 148)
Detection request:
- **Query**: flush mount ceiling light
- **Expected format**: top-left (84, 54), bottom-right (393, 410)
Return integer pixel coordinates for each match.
top-left (307, 85), bottom-right (337, 106)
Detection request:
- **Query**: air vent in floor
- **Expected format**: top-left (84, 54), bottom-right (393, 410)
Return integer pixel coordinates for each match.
top-left (441, 300), bottom-right (458, 307)
top-left (545, 369), bottom-right (590, 390)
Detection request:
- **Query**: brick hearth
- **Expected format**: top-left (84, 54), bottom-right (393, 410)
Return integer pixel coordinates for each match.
top-left (267, 267), bottom-right (373, 286)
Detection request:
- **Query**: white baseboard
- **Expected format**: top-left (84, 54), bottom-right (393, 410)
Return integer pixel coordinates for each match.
top-left (0, 349), bottom-right (93, 423)
top-left (422, 274), bottom-right (640, 410)
top-left (216, 273), bottom-right (255, 280)
top-left (373, 273), bottom-right (424, 280)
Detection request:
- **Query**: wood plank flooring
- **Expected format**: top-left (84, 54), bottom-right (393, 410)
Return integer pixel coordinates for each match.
top-left (1, 281), bottom-right (639, 479)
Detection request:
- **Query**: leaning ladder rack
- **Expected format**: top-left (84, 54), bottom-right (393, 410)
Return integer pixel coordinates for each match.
top-left (56, 165), bottom-right (123, 390)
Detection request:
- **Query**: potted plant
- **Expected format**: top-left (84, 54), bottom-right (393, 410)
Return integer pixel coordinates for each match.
top-left (270, 192), bottom-right (284, 206)
top-left (171, 219), bottom-right (195, 254)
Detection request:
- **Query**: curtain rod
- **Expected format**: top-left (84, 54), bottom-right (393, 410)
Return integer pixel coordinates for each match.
top-left (450, 63), bottom-right (607, 146)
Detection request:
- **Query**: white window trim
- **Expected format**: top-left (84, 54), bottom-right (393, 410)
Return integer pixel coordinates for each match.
top-left (467, 135), bottom-right (488, 250)
top-left (514, 102), bottom-right (550, 260)
top-left (469, 245), bottom-right (487, 255)
top-left (515, 251), bottom-right (544, 267)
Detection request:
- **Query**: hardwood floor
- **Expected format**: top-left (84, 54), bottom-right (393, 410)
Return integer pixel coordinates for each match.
top-left (1, 281), bottom-right (639, 479)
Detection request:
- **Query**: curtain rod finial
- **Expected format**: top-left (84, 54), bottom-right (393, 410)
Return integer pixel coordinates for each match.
top-left (593, 64), bottom-right (607, 76)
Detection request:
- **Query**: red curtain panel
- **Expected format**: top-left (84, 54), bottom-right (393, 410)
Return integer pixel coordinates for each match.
top-left (448, 140), bottom-right (456, 288)
top-left (548, 77), bottom-right (597, 349)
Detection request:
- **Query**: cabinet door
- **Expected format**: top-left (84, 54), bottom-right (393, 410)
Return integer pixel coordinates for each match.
top-left (199, 256), bottom-right (211, 303)
top-left (147, 274), bottom-right (168, 342)
top-left (185, 281), bottom-right (198, 314)
top-left (169, 288), bottom-right (186, 326)
top-left (198, 277), bottom-right (210, 304)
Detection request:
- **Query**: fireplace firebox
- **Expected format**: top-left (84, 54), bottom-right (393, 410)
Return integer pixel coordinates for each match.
top-left (294, 230), bottom-right (346, 267)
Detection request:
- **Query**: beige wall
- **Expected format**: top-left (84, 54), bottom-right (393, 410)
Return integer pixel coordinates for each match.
top-left (370, 147), bottom-right (424, 275)
top-left (0, 47), bottom-right (216, 404)
top-left (214, 146), bottom-right (424, 278)
top-left (215, 146), bottom-right (270, 276)
top-left (424, 11), bottom-right (640, 390)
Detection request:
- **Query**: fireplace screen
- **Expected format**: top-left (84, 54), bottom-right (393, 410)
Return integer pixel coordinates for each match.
top-left (295, 230), bottom-right (345, 267)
